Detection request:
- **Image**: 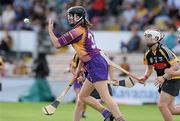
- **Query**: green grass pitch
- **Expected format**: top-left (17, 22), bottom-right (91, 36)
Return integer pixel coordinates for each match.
top-left (0, 102), bottom-right (180, 121)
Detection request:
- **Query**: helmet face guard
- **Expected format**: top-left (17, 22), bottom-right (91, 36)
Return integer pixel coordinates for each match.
top-left (144, 29), bottom-right (164, 47)
top-left (66, 6), bottom-right (86, 27)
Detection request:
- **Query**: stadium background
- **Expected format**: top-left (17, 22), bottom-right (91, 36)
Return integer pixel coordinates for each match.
top-left (0, 0), bottom-right (180, 121)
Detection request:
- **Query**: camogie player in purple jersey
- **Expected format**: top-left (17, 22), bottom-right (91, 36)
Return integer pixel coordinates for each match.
top-left (48, 6), bottom-right (125, 121)
top-left (70, 53), bottom-right (114, 121)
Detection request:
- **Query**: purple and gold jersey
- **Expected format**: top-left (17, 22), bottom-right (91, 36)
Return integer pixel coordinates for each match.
top-left (58, 26), bottom-right (100, 62)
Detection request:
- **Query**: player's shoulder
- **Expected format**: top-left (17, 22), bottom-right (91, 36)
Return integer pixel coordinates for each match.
top-left (69, 26), bottom-right (85, 36)
top-left (159, 44), bottom-right (171, 51)
top-left (144, 49), bottom-right (151, 57)
top-left (72, 26), bottom-right (85, 32)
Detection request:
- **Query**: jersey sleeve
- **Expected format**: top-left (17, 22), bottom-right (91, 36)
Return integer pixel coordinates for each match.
top-left (58, 27), bottom-right (83, 47)
top-left (160, 46), bottom-right (179, 65)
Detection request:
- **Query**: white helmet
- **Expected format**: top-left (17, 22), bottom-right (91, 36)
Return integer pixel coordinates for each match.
top-left (144, 28), bottom-right (164, 42)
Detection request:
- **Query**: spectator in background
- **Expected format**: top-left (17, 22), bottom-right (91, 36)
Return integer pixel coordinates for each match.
top-left (108, 0), bottom-right (123, 16)
top-left (1, 4), bottom-right (16, 30)
top-left (121, 26), bottom-right (141, 53)
top-left (89, 0), bottom-right (106, 21)
top-left (131, 1), bottom-right (149, 28)
top-left (172, 27), bottom-right (180, 55)
top-left (167, 0), bottom-right (180, 18)
top-left (0, 30), bottom-right (13, 54)
top-left (172, 39), bottom-right (180, 56)
top-left (120, 2), bottom-right (136, 30)
top-left (119, 56), bottom-right (130, 77)
top-left (0, 56), bottom-right (4, 91)
top-left (12, 58), bottom-right (28, 76)
top-left (19, 53), bottom-right (54, 102)
top-left (163, 25), bottom-right (177, 50)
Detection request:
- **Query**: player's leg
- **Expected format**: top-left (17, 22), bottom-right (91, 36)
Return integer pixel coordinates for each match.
top-left (168, 98), bottom-right (180, 115)
top-left (158, 91), bottom-right (174, 121)
top-left (73, 80), bottom-right (87, 118)
top-left (75, 80), bottom-right (113, 121)
top-left (85, 54), bottom-right (125, 121)
top-left (93, 81), bottom-right (125, 121)
top-left (72, 79), bottom-right (94, 121)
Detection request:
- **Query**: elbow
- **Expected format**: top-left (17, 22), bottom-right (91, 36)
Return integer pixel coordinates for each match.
top-left (52, 39), bottom-right (61, 49)
top-left (54, 43), bottom-right (61, 49)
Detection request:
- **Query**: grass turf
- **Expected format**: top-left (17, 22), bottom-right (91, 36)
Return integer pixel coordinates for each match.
top-left (0, 102), bottom-right (180, 121)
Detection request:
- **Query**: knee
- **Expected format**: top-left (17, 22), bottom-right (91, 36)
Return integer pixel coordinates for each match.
top-left (76, 96), bottom-right (84, 107)
top-left (77, 93), bottom-right (86, 102)
top-left (158, 102), bottom-right (167, 110)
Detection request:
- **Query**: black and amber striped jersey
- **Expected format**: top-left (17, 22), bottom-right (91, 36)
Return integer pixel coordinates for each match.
top-left (71, 53), bottom-right (80, 68)
top-left (144, 44), bottom-right (180, 79)
top-left (0, 56), bottom-right (4, 70)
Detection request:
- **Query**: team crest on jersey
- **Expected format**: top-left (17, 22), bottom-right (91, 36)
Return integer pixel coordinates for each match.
top-left (158, 57), bottom-right (163, 62)
top-left (150, 57), bottom-right (154, 63)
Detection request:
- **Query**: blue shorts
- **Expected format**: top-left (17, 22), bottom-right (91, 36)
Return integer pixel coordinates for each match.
top-left (85, 54), bottom-right (108, 83)
top-left (73, 80), bottom-right (82, 90)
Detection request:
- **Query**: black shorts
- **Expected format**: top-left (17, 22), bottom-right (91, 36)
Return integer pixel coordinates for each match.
top-left (90, 84), bottom-right (112, 99)
top-left (158, 79), bottom-right (180, 96)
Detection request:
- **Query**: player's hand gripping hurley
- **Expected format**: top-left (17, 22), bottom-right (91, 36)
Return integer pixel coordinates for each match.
top-left (42, 61), bottom-right (82, 115)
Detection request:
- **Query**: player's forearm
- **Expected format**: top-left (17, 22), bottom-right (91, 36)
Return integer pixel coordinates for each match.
top-left (163, 62), bottom-right (180, 78)
top-left (171, 71), bottom-right (180, 76)
top-left (49, 31), bottom-right (61, 48)
top-left (143, 65), bottom-right (153, 79)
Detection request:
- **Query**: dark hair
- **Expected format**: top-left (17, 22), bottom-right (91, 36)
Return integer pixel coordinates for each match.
top-left (81, 19), bottom-right (92, 28)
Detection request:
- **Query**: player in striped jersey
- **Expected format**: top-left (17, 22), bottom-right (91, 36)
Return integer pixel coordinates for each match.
top-left (140, 28), bottom-right (180, 121)
top-left (0, 56), bottom-right (4, 91)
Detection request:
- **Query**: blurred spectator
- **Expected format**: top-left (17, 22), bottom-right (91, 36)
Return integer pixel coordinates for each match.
top-left (172, 29), bottom-right (180, 55)
top-left (45, 7), bottom-right (57, 23)
top-left (119, 56), bottom-right (130, 77)
top-left (1, 4), bottom-right (16, 29)
top-left (172, 39), bottom-right (180, 56)
top-left (120, 2), bottom-right (136, 30)
top-left (12, 58), bottom-right (28, 76)
top-left (13, 0), bottom-right (33, 12)
top-left (0, 30), bottom-right (13, 54)
top-left (0, 57), bottom-right (4, 71)
top-left (15, 5), bottom-right (28, 22)
top-left (121, 26), bottom-right (141, 53)
top-left (130, 1), bottom-right (149, 29)
top-left (163, 25), bottom-right (177, 49)
top-left (0, 0), bottom-right (179, 31)
top-left (19, 53), bottom-right (54, 102)
top-left (167, 0), bottom-right (180, 18)
top-left (0, 56), bottom-right (4, 91)
top-left (108, 0), bottom-right (123, 16)
top-left (38, 23), bottom-right (54, 53)
top-left (89, 0), bottom-right (106, 21)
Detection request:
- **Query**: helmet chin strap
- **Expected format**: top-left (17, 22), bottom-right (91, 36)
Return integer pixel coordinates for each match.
top-left (69, 15), bottom-right (83, 27)
top-left (148, 42), bottom-right (159, 49)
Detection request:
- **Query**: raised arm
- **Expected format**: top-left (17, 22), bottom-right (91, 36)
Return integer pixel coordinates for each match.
top-left (48, 19), bottom-right (60, 48)
top-left (48, 19), bottom-right (83, 49)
